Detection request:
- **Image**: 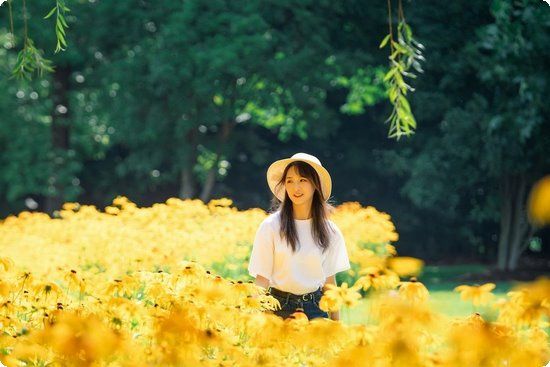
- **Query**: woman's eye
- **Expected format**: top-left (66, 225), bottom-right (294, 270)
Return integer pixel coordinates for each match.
top-left (300, 179), bottom-right (307, 182)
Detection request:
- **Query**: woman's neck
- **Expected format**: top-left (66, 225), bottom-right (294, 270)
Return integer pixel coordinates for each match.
top-left (293, 203), bottom-right (312, 220)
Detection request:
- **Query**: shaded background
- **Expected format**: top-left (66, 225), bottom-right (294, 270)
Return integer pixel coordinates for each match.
top-left (1, 0), bottom-right (549, 273)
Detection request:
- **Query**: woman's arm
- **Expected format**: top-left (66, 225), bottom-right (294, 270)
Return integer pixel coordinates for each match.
top-left (323, 275), bottom-right (340, 321)
top-left (251, 275), bottom-right (270, 302)
top-left (255, 274), bottom-right (270, 290)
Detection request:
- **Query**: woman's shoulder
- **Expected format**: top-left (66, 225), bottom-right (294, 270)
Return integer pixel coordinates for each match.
top-left (326, 219), bottom-right (344, 238)
top-left (325, 218), bottom-right (339, 230)
top-left (259, 210), bottom-right (281, 229)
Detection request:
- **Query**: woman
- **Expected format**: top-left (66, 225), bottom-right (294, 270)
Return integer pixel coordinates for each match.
top-left (248, 152), bottom-right (351, 321)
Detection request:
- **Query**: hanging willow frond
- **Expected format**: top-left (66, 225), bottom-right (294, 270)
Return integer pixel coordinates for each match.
top-left (44, 0), bottom-right (71, 53)
top-left (8, 0), bottom-right (70, 80)
top-left (11, 38), bottom-right (55, 80)
top-left (381, 0), bottom-right (425, 140)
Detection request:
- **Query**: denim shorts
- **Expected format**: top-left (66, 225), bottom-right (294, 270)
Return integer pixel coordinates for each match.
top-left (268, 287), bottom-right (329, 320)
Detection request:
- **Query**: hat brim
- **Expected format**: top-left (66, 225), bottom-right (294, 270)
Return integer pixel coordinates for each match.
top-left (266, 158), bottom-right (332, 202)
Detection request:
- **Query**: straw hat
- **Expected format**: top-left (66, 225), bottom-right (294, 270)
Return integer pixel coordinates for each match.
top-left (266, 152), bottom-right (332, 202)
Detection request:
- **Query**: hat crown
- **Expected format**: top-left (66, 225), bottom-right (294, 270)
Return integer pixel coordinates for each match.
top-left (290, 152), bottom-right (323, 167)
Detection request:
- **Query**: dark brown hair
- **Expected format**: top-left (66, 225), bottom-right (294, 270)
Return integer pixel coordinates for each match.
top-left (269, 161), bottom-right (335, 253)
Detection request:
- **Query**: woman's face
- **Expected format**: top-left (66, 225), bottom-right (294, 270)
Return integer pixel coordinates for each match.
top-left (284, 165), bottom-right (315, 206)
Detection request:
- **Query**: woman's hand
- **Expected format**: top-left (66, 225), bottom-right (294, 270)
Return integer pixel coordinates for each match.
top-left (323, 275), bottom-right (341, 321)
top-left (251, 275), bottom-right (270, 300)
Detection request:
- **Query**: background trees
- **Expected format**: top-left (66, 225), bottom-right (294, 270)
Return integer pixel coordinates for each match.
top-left (1, 0), bottom-right (548, 269)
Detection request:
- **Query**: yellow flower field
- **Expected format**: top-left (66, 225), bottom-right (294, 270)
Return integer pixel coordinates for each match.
top-left (0, 197), bottom-right (548, 366)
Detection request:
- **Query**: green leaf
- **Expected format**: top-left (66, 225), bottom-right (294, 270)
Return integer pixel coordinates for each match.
top-left (388, 86), bottom-right (397, 103)
top-left (379, 34), bottom-right (391, 49)
top-left (404, 23), bottom-right (413, 41)
top-left (59, 15), bottom-right (69, 28)
top-left (408, 113), bottom-right (417, 128)
top-left (384, 68), bottom-right (397, 82)
top-left (44, 7), bottom-right (57, 19)
top-left (399, 95), bottom-right (411, 113)
top-left (56, 22), bottom-right (66, 37)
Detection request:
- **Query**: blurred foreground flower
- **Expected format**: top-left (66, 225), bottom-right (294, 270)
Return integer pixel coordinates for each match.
top-left (398, 278), bottom-right (429, 303)
top-left (528, 175), bottom-right (550, 226)
top-left (497, 277), bottom-right (550, 327)
top-left (387, 256), bottom-right (424, 277)
top-left (454, 283), bottom-right (496, 306)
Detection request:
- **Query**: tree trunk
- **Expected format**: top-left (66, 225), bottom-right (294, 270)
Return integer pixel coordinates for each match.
top-left (497, 176), bottom-right (512, 269)
top-left (198, 120), bottom-right (236, 202)
top-left (199, 164), bottom-right (219, 203)
top-left (496, 174), bottom-right (534, 271)
top-left (45, 66), bottom-right (71, 215)
top-left (179, 128), bottom-right (198, 199)
top-left (180, 166), bottom-right (196, 199)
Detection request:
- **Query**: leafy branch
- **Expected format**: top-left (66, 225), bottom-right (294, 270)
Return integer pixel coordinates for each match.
top-left (44, 0), bottom-right (70, 53)
top-left (6, 0), bottom-right (70, 80)
top-left (380, 0), bottom-right (425, 140)
top-left (11, 37), bottom-right (54, 80)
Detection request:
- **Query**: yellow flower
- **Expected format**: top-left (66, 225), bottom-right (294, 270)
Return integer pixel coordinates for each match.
top-left (288, 310), bottom-right (309, 323)
top-left (62, 202), bottom-right (80, 211)
top-left (454, 283), bottom-right (496, 306)
top-left (353, 275), bottom-right (373, 291)
top-left (33, 281), bottom-right (63, 298)
top-left (358, 267), bottom-right (400, 290)
top-left (320, 282), bottom-right (362, 312)
top-left (242, 295), bottom-right (263, 310)
top-left (112, 195), bottom-right (133, 207)
top-left (398, 278), bottom-right (429, 303)
top-left (105, 275), bottom-right (140, 297)
top-left (319, 295), bottom-right (342, 313)
top-left (0, 257), bottom-right (14, 272)
top-left (36, 312), bottom-right (125, 365)
top-left (64, 269), bottom-right (86, 294)
top-left (0, 279), bottom-right (11, 297)
top-left (447, 313), bottom-right (517, 366)
top-left (105, 206), bottom-right (121, 215)
top-left (387, 256), bottom-right (424, 277)
top-left (528, 175), bottom-right (550, 226)
top-left (501, 277), bottom-right (550, 327)
top-left (385, 244), bottom-right (397, 256)
top-left (208, 198), bottom-right (233, 208)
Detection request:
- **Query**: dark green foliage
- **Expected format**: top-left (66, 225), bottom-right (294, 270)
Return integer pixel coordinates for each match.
top-left (0, 0), bottom-right (548, 267)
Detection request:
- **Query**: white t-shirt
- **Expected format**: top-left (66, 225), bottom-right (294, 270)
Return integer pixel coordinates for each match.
top-left (247, 211), bottom-right (351, 295)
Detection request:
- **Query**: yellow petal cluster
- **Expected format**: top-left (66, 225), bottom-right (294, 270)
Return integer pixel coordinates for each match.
top-left (0, 197), bottom-right (547, 366)
top-left (454, 283), bottom-right (496, 306)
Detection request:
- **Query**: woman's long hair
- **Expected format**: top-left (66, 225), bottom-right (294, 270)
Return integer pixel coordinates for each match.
top-left (269, 161), bottom-right (335, 253)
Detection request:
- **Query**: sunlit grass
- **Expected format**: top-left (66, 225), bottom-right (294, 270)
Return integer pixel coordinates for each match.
top-left (344, 288), bottom-right (511, 325)
top-left (344, 265), bottom-right (521, 325)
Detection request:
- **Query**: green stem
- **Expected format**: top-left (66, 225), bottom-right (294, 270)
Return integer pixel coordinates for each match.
top-left (7, 0), bottom-right (14, 36)
top-left (398, 0), bottom-right (405, 22)
top-left (22, 0), bottom-right (28, 45)
top-left (12, 277), bottom-right (28, 304)
top-left (387, 0), bottom-right (394, 54)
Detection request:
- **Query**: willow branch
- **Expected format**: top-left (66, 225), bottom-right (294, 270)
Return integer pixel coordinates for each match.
top-left (387, 0), bottom-right (394, 53)
top-left (7, 0), bottom-right (14, 35)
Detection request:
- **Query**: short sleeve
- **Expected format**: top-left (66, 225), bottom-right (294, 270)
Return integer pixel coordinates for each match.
top-left (322, 224), bottom-right (351, 278)
top-left (247, 219), bottom-right (274, 280)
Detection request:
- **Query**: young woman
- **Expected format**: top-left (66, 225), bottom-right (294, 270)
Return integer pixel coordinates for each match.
top-left (248, 152), bottom-right (351, 321)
